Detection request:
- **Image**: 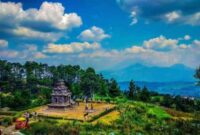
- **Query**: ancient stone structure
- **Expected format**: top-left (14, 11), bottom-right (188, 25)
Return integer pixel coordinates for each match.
top-left (48, 80), bottom-right (74, 109)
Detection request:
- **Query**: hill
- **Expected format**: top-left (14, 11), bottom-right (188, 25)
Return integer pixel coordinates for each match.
top-left (101, 64), bottom-right (195, 82)
top-left (119, 81), bottom-right (200, 98)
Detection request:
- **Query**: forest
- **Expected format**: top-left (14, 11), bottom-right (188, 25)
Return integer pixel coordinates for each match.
top-left (0, 60), bottom-right (200, 112)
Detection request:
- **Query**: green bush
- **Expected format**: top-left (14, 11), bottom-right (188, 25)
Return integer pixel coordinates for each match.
top-left (0, 117), bottom-right (12, 127)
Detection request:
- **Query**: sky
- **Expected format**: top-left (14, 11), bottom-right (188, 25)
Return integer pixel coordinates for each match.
top-left (0, 0), bottom-right (200, 71)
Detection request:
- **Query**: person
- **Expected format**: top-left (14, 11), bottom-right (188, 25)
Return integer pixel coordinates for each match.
top-left (85, 103), bottom-right (88, 110)
top-left (24, 112), bottom-right (30, 127)
top-left (91, 103), bottom-right (93, 110)
top-left (32, 112), bottom-right (37, 121)
top-left (84, 112), bottom-right (89, 120)
top-left (77, 101), bottom-right (79, 106)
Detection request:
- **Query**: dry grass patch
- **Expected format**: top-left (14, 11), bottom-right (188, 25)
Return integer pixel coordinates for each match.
top-left (164, 108), bottom-right (193, 120)
top-left (35, 102), bottom-right (115, 121)
top-left (92, 110), bottom-right (120, 125)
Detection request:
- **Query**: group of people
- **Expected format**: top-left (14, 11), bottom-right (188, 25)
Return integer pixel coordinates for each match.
top-left (84, 103), bottom-right (94, 120)
top-left (85, 103), bottom-right (94, 111)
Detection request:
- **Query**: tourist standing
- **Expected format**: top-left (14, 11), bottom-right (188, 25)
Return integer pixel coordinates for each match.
top-left (25, 112), bottom-right (30, 127)
top-left (32, 112), bottom-right (37, 121)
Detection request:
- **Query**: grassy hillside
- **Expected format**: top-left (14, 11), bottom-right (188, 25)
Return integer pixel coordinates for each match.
top-left (21, 101), bottom-right (200, 135)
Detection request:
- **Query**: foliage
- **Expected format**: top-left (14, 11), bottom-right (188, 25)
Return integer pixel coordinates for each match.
top-left (0, 60), bottom-right (117, 109)
top-left (128, 80), bottom-right (135, 99)
top-left (0, 117), bottom-right (12, 127)
top-left (109, 78), bottom-right (121, 97)
top-left (194, 66), bottom-right (200, 85)
top-left (21, 101), bottom-right (200, 135)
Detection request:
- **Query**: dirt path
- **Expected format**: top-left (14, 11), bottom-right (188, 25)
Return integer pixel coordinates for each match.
top-left (1, 124), bottom-right (24, 135)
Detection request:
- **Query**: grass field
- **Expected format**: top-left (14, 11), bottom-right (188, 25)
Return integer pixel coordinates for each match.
top-left (92, 110), bottom-right (120, 125)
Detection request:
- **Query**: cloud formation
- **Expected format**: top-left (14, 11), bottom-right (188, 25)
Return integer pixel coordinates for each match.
top-left (78, 35), bottom-right (200, 69)
top-left (0, 39), bottom-right (8, 48)
top-left (0, 44), bottom-right (47, 60)
top-left (44, 42), bottom-right (100, 53)
top-left (117, 0), bottom-right (200, 25)
top-left (143, 36), bottom-right (178, 51)
top-left (0, 50), bottom-right (19, 58)
top-left (1, 34), bottom-right (199, 70)
top-left (0, 1), bottom-right (82, 42)
top-left (78, 26), bottom-right (110, 42)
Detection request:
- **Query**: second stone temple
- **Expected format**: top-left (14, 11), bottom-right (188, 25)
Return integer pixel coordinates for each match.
top-left (48, 80), bottom-right (75, 110)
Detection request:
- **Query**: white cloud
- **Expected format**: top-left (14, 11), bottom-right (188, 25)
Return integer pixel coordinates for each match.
top-left (117, 0), bottom-right (200, 26)
top-left (19, 45), bottom-right (48, 60)
top-left (0, 50), bottom-right (19, 58)
top-left (11, 27), bottom-right (62, 42)
top-left (1, 44), bottom-right (49, 60)
top-left (193, 40), bottom-right (200, 48)
top-left (0, 39), bottom-right (8, 48)
top-left (130, 11), bottom-right (138, 25)
top-left (165, 11), bottom-right (181, 22)
top-left (125, 46), bottom-right (146, 53)
top-left (78, 26), bottom-right (110, 42)
top-left (24, 44), bottom-right (38, 51)
top-left (186, 12), bottom-right (200, 26)
top-left (143, 35), bottom-right (178, 51)
top-left (0, 2), bottom-right (82, 31)
top-left (34, 52), bottom-right (47, 59)
top-left (184, 35), bottom-right (191, 40)
top-left (78, 36), bottom-right (200, 69)
top-left (1, 35), bottom-right (199, 70)
top-left (179, 44), bottom-right (188, 49)
top-left (165, 11), bottom-right (200, 26)
top-left (23, 2), bottom-right (82, 31)
top-left (0, 1), bottom-right (82, 42)
top-left (44, 42), bottom-right (100, 53)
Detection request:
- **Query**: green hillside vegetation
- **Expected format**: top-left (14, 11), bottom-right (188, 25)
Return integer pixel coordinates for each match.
top-left (21, 101), bottom-right (199, 135)
top-left (0, 60), bottom-right (200, 134)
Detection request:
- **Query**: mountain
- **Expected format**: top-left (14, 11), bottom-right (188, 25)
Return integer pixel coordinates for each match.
top-left (101, 64), bottom-right (196, 82)
top-left (119, 81), bottom-right (200, 98)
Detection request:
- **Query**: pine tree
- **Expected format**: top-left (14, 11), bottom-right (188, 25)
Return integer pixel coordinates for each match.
top-left (128, 80), bottom-right (135, 99)
top-left (109, 79), bottom-right (120, 97)
top-left (194, 66), bottom-right (200, 85)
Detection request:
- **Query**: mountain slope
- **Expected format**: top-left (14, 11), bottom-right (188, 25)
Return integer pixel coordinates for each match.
top-left (101, 64), bottom-right (195, 82)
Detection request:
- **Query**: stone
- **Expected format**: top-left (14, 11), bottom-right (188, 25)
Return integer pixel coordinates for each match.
top-left (48, 80), bottom-right (75, 109)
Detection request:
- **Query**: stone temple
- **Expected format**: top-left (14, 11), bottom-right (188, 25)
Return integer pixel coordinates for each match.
top-left (48, 80), bottom-right (75, 110)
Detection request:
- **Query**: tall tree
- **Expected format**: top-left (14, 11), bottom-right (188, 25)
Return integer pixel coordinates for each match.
top-left (194, 66), bottom-right (200, 85)
top-left (109, 79), bottom-right (120, 97)
top-left (140, 86), bottom-right (150, 102)
top-left (128, 80), bottom-right (135, 99)
top-left (80, 67), bottom-right (98, 98)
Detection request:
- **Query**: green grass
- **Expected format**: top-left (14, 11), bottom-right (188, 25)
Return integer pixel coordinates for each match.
top-left (20, 100), bottom-right (200, 135)
top-left (147, 106), bottom-right (171, 120)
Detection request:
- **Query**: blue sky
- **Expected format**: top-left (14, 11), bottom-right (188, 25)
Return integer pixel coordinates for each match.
top-left (0, 0), bottom-right (200, 70)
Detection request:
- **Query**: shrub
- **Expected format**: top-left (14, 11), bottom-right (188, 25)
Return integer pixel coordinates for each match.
top-left (147, 113), bottom-right (157, 119)
top-left (1, 117), bottom-right (12, 127)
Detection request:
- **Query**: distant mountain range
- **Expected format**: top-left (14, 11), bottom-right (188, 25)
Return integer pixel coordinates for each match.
top-left (118, 81), bottom-right (200, 98)
top-left (101, 64), bottom-right (196, 82)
